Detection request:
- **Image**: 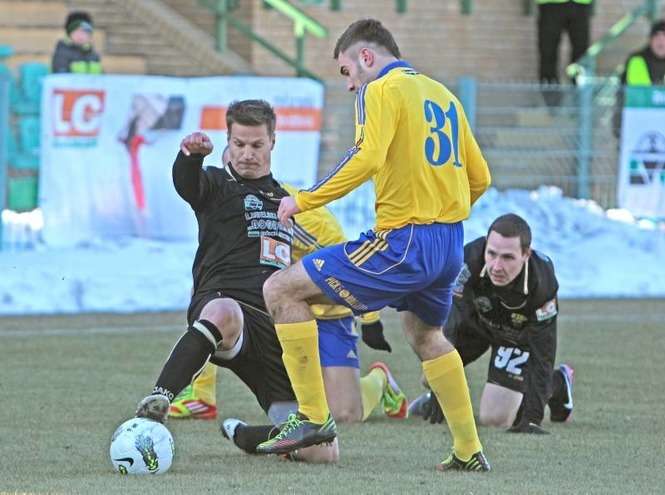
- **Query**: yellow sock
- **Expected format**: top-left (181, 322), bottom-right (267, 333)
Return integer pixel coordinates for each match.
top-left (276, 320), bottom-right (330, 423)
top-left (422, 351), bottom-right (482, 461)
top-left (192, 362), bottom-right (217, 405)
top-left (360, 368), bottom-right (386, 421)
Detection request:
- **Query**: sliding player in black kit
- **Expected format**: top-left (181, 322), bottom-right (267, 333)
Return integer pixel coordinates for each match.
top-left (134, 100), bottom-right (298, 428)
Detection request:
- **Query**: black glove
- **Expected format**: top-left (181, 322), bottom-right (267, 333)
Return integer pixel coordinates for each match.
top-left (360, 320), bottom-right (392, 353)
top-left (422, 392), bottom-right (445, 424)
top-left (507, 421), bottom-right (549, 434)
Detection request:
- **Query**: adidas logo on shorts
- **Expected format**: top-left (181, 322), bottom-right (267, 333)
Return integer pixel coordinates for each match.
top-left (313, 258), bottom-right (325, 271)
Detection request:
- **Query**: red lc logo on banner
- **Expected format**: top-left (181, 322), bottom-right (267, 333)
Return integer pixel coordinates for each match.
top-left (52, 90), bottom-right (105, 137)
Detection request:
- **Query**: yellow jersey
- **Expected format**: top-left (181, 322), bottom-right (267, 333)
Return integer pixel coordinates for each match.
top-left (295, 61), bottom-right (491, 231)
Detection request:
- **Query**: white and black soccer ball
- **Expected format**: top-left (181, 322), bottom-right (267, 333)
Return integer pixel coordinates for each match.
top-left (110, 418), bottom-right (174, 475)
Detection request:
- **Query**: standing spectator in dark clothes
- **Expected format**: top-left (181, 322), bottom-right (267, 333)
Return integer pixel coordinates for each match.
top-left (51, 11), bottom-right (102, 74)
top-left (537, 0), bottom-right (592, 107)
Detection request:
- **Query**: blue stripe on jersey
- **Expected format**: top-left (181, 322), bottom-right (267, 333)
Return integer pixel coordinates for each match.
top-left (376, 60), bottom-right (412, 79)
top-left (307, 146), bottom-right (359, 193)
top-left (356, 84), bottom-right (368, 125)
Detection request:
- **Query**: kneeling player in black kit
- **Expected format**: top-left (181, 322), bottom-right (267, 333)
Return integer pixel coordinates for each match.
top-left (408, 214), bottom-right (574, 433)
top-left (132, 100), bottom-right (336, 461)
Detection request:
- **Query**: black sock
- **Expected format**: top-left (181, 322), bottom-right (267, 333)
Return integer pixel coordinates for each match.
top-left (152, 320), bottom-right (222, 401)
top-left (548, 368), bottom-right (566, 407)
top-left (234, 425), bottom-right (278, 454)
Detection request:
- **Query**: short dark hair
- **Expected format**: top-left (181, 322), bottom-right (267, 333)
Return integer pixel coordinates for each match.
top-left (487, 214), bottom-right (532, 253)
top-left (333, 19), bottom-right (401, 60)
top-left (226, 99), bottom-right (276, 136)
top-left (650, 20), bottom-right (665, 37)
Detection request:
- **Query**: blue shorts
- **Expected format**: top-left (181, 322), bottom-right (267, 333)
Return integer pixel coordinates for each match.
top-left (303, 222), bottom-right (463, 327)
top-left (317, 316), bottom-right (359, 368)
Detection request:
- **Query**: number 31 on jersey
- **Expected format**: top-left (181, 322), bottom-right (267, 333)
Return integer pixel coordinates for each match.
top-left (423, 99), bottom-right (462, 168)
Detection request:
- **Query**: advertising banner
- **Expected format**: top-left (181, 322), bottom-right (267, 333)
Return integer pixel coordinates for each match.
top-left (618, 86), bottom-right (665, 218)
top-left (40, 75), bottom-right (324, 244)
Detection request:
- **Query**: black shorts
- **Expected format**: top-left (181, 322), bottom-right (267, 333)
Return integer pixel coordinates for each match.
top-left (445, 305), bottom-right (529, 394)
top-left (188, 290), bottom-right (295, 413)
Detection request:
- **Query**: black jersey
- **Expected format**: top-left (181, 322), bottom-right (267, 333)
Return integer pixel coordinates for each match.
top-left (454, 237), bottom-right (559, 344)
top-left (452, 236), bottom-right (559, 424)
top-left (173, 152), bottom-right (292, 311)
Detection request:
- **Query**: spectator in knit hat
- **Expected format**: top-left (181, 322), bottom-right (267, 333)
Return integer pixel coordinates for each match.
top-left (51, 11), bottom-right (102, 74)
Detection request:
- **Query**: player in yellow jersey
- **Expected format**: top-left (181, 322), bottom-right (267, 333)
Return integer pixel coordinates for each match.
top-left (257, 19), bottom-right (493, 473)
top-left (169, 183), bottom-right (407, 425)
top-left (169, 148), bottom-right (407, 456)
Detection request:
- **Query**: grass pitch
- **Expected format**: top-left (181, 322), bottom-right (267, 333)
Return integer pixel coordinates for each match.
top-left (0, 299), bottom-right (664, 494)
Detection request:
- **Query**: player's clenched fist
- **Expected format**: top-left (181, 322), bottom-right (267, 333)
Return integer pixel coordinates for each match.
top-left (180, 132), bottom-right (214, 157)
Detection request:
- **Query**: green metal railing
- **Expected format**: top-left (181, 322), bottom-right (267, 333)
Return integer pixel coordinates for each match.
top-left (328, 0), bottom-right (406, 12)
top-left (200, 0), bottom-right (328, 79)
top-left (467, 80), bottom-right (623, 207)
top-left (567, 0), bottom-right (661, 80)
top-left (0, 73), bottom-right (9, 249)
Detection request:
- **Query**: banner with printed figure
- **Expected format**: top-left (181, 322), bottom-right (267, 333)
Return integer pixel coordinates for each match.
top-left (618, 86), bottom-right (665, 218)
top-left (40, 75), bottom-right (324, 245)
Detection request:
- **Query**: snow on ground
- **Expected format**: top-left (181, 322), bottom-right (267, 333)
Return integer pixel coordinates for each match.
top-left (0, 187), bottom-right (663, 316)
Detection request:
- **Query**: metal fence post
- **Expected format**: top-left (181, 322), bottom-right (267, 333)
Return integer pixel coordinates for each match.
top-left (295, 22), bottom-right (305, 77)
top-left (0, 74), bottom-right (8, 249)
top-left (215, 0), bottom-right (229, 52)
top-left (647, 0), bottom-right (660, 21)
top-left (577, 75), bottom-right (593, 199)
top-left (457, 76), bottom-right (477, 132)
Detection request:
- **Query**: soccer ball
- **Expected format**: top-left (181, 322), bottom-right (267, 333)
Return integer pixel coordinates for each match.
top-left (110, 417), bottom-right (174, 475)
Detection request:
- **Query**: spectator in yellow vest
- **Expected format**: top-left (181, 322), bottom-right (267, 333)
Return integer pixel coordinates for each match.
top-left (622, 20), bottom-right (665, 86)
top-left (613, 20), bottom-right (665, 137)
top-left (537, 0), bottom-right (592, 107)
top-left (51, 11), bottom-right (102, 74)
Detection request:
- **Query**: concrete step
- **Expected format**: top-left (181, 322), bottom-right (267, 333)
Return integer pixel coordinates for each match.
top-left (478, 127), bottom-right (574, 149)
top-left (102, 55), bottom-right (147, 74)
top-left (475, 86), bottom-right (545, 108)
top-left (3, 54), bottom-right (50, 70)
top-left (3, 53), bottom-right (145, 75)
top-left (486, 150), bottom-right (576, 166)
top-left (478, 106), bottom-right (580, 128)
top-left (0, 1), bottom-right (67, 27)
top-left (0, 27), bottom-right (106, 55)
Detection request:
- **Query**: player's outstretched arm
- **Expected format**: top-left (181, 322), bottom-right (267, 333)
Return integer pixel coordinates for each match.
top-left (173, 132), bottom-right (214, 208)
top-left (295, 83), bottom-right (395, 212)
top-left (511, 316), bottom-right (557, 433)
top-left (180, 131), bottom-right (213, 157)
